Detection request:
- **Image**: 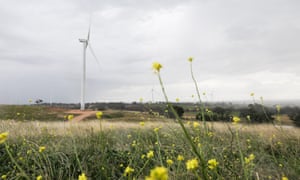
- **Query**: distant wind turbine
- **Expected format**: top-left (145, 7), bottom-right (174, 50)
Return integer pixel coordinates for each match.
top-left (78, 21), bottom-right (101, 110)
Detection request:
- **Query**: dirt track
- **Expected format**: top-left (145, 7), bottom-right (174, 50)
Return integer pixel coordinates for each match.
top-left (66, 110), bottom-right (97, 122)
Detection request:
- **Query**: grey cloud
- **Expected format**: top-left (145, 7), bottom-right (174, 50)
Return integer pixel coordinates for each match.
top-left (0, 0), bottom-right (299, 104)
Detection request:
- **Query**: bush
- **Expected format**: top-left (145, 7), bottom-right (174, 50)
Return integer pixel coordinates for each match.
top-left (102, 112), bottom-right (124, 119)
top-left (282, 106), bottom-right (300, 127)
top-left (164, 105), bottom-right (184, 119)
top-left (240, 104), bottom-right (274, 123)
top-left (195, 107), bottom-right (232, 121)
top-left (293, 114), bottom-right (300, 127)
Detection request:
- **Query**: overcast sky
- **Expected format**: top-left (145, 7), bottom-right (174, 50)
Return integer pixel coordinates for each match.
top-left (1, 0), bottom-right (300, 104)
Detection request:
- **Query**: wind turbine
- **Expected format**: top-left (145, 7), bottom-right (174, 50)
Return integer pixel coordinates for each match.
top-left (78, 22), bottom-right (100, 110)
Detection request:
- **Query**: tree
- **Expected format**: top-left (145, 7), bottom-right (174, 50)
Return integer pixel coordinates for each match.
top-left (240, 104), bottom-right (274, 123)
top-left (165, 105), bottom-right (184, 119)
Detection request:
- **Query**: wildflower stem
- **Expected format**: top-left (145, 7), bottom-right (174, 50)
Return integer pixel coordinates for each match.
top-left (136, 159), bottom-right (150, 177)
top-left (5, 143), bottom-right (30, 180)
top-left (260, 99), bottom-right (272, 123)
top-left (72, 138), bottom-right (83, 173)
top-left (155, 131), bottom-right (163, 166)
top-left (157, 72), bottom-right (208, 180)
top-left (189, 62), bottom-right (207, 130)
top-left (235, 130), bottom-right (248, 180)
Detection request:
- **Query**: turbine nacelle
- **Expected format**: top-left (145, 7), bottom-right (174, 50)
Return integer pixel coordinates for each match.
top-left (79, 39), bottom-right (88, 47)
top-left (79, 39), bottom-right (88, 43)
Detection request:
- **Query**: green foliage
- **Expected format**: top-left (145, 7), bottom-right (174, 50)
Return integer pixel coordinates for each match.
top-left (196, 107), bottom-right (232, 121)
top-left (282, 106), bottom-right (300, 127)
top-left (102, 112), bottom-right (124, 119)
top-left (0, 105), bottom-right (64, 121)
top-left (240, 104), bottom-right (274, 123)
top-left (1, 125), bottom-right (299, 179)
top-left (292, 114), bottom-right (300, 127)
top-left (165, 105), bottom-right (184, 119)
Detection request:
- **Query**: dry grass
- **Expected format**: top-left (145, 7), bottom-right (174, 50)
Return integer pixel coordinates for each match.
top-left (210, 122), bottom-right (300, 138)
top-left (1, 119), bottom-right (299, 140)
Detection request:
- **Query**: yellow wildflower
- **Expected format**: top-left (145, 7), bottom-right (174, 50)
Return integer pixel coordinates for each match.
top-left (146, 166), bottom-right (168, 180)
top-left (246, 115), bottom-right (251, 121)
top-left (96, 111), bottom-right (103, 119)
top-left (147, 150), bottom-right (154, 159)
top-left (39, 146), bottom-right (46, 153)
top-left (166, 159), bottom-right (173, 166)
top-left (0, 132), bottom-right (8, 144)
top-left (124, 166), bottom-right (134, 176)
top-left (208, 159), bottom-right (219, 170)
top-left (1, 175), bottom-right (7, 180)
top-left (36, 175), bottom-right (42, 180)
top-left (140, 122), bottom-right (145, 126)
top-left (245, 154), bottom-right (255, 164)
top-left (177, 155), bottom-right (184, 161)
top-left (152, 62), bottom-right (162, 72)
top-left (193, 122), bottom-right (200, 128)
top-left (67, 114), bottom-right (74, 121)
top-left (154, 127), bottom-right (160, 132)
top-left (78, 173), bottom-right (87, 180)
top-left (249, 154), bottom-right (255, 160)
top-left (188, 57), bottom-right (193, 62)
top-left (131, 140), bottom-right (137, 147)
top-left (232, 116), bottom-right (240, 124)
top-left (282, 176), bottom-right (288, 180)
top-left (276, 105), bottom-right (281, 113)
top-left (250, 92), bottom-right (255, 97)
top-left (186, 158), bottom-right (199, 170)
top-left (175, 98), bottom-right (180, 102)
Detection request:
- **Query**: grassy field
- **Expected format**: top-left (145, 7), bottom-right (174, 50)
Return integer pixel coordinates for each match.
top-left (0, 109), bottom-right (300, 180)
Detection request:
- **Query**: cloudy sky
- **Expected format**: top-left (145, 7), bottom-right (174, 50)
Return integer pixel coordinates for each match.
top-left (1, 0), bottom-right (300, 104)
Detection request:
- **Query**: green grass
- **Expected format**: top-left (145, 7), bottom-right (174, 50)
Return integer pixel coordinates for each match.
top-left (0, 105), bottom-right (65, 121)
top-left (0, 115), bottom-right (299, 179)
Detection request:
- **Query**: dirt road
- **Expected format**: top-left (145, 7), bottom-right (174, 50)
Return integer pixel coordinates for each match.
top-left (66, 110), bottom-right (97, 122)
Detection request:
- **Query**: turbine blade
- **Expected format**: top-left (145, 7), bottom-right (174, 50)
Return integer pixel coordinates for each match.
top-left (88, 43), bottom-right (101, 69)
top-left (87, 15), bottom-right (92, 42)
top-left (87, 26), bottom-right (91, 43)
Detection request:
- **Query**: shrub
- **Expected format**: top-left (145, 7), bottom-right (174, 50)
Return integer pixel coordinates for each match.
top-left (240, 104), bottom-right (274, 123)
top-left (195, 107), bottom-right (232, 121)
top-left (293, 114), bottom-right (300, 127)
top-left (165, 105), bottom-right (184, 119)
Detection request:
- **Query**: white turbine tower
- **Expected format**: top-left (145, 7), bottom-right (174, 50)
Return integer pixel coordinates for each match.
top-left (79, 23), bottom-right (100, 110)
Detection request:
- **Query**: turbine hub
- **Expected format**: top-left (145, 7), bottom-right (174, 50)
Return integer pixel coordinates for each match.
top-left (79, 39), bottom-right (87, 43)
